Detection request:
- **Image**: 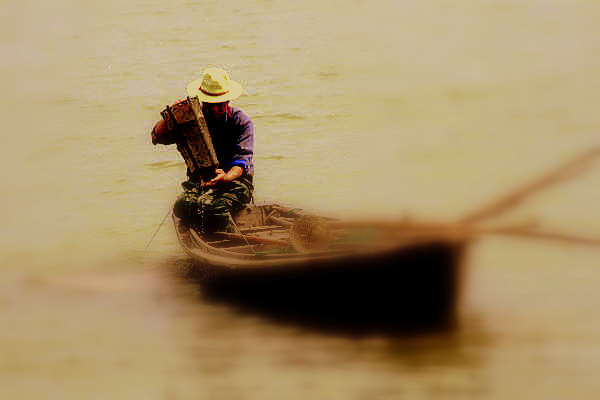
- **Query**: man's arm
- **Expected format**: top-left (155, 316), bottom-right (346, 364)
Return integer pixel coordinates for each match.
top-left (203, 166), bottom-right (244, 187)
top-left (151, 118), bottom-right (178, 145)
top-left (229, 117), bottom-right (254, 172)
top-left (203, 113), bottom-right (253, 186)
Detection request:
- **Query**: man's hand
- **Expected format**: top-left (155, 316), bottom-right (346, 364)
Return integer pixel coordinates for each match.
top-left (204, 169), bottom-right (227, 187)
top-left (203, 166), bottom-right (243, 187)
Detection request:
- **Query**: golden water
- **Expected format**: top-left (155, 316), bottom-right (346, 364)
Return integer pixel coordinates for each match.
top-left (3, 0), bottom-right (600, 398)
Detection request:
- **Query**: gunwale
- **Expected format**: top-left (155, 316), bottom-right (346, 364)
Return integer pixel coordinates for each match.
top-left (173, 203), bottom-right (467, 270)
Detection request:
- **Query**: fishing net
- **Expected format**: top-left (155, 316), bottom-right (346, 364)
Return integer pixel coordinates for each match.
top-left (289, 215), bottom-right (333, 252)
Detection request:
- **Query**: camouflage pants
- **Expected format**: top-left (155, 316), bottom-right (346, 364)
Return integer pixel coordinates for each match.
top-left (173, 179), bottom-right (253, 234)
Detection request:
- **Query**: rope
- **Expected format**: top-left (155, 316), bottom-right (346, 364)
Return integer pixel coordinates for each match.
top-left (144, 206), bottom-right (172, 250)
top-left (228, 214), bottom-right (257, 254)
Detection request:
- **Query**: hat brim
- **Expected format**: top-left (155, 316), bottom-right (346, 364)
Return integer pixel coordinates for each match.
top-left (186, 79), bottom-right (243, 103)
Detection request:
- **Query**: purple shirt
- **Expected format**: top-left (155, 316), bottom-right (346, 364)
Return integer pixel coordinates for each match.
top-left (203, 106), bottom-right (254, 178)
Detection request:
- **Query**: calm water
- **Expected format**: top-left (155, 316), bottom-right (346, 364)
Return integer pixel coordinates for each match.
top-left (3, 0), bottom-right (600, 398)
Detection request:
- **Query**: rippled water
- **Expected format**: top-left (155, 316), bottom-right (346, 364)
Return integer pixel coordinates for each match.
top-left (3, 0), bottom-right (600, 398)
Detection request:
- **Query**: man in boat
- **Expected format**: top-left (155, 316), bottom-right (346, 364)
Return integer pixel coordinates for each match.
top-left (151, 67), bottom-right (254, 233)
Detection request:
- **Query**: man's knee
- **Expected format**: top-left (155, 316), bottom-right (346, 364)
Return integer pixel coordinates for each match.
top-left (198, 196), bottom-right (232, 214)
top-left (173, 193), bottom-right (198, 220)
top-left (173, 182), bottom-right (252, 233)
top-left (197, 198), bottom-right (232, 232)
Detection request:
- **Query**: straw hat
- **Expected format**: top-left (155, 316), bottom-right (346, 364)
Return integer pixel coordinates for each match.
top-left (186, 67), bottom-right (243, 103)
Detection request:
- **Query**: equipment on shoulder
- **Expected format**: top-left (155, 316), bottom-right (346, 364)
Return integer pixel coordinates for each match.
top-left (161, 96), bottom-right (219, 183)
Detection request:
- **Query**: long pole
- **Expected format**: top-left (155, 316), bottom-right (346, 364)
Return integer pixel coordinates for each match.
top-left (460, 147), bottom-right (600, 223)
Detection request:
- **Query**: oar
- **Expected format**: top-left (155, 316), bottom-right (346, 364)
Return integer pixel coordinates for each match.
top-left (328, 219), bottom-right (600, 247)
top-left (328, 219), bottom-right (538, 231)
top-left (460, 147), bottom-right (600, 223)
top-left (388, 223), bottom-right (600, 247)
top-left (479, 226), bottom-right (600, 247)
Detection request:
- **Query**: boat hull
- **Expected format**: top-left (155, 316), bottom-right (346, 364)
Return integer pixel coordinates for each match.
top-left (185, 238), bottom-right (467, 332)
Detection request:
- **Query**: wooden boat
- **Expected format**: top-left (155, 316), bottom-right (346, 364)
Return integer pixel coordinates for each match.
top-left (174, 203), bottom-right (467, 330)
top-left (171, 148), bottom-right (600, 331)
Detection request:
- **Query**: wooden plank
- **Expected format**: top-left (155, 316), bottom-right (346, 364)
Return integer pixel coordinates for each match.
top-left (267, 216), bottom-right (294, 227)
top-left (239, 225), bottom-right (288, 234)
top-left (213, 232), bottom-right (288, 246)
top-left (223, 244), bottom-right (257, 253)
top-left (206, 239), bottom-right (234, 246)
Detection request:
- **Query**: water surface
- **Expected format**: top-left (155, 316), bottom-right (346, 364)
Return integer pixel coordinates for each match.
top-left (3, 1), bottom-right (600, 398)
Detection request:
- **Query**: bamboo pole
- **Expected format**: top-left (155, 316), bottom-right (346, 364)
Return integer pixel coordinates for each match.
top-left (460, 147), bottom-right (600, 224)
top-left (392, 224), bottom-right (600, 247)
top-left (329, 219), bottom-right (600, 247)
top-left (480, 226), bottom-right (600, 247)
top-left (257, 147), bottom-right (600, 251)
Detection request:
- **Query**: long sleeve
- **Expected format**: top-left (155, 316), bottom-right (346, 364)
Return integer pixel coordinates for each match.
top-left (229, 118), bottom-right (254, 172)
top-left (151, 118), bottom-right (178, 145)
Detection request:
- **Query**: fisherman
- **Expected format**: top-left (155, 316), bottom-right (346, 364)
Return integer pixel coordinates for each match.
top-left (151, 67), bottom-right (254, 233)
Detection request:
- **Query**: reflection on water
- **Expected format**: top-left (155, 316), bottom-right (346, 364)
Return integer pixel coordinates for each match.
top-left (1, 260), bottom-right (491, 398)
top-left (175, 241), bottom-right (465, 336)
top-left (167, 258), bottom-right (492, 398)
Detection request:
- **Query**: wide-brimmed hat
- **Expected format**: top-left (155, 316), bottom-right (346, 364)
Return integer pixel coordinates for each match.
top-left (186, 67), bottom-right (243, 103)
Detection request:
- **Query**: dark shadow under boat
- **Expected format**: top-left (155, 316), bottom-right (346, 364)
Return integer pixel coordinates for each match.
top-left (175, 204), bottom-right (468, 334)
